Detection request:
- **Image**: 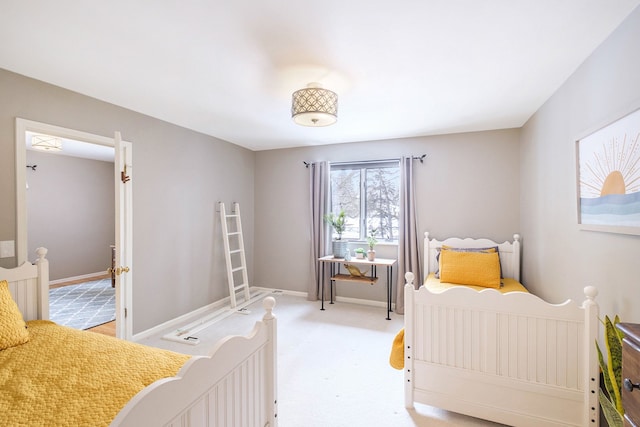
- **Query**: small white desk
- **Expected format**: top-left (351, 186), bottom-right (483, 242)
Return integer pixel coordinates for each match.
top-left (318, 255), bottom-right (397, 320)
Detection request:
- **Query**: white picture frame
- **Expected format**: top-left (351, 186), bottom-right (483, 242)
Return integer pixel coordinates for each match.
top-left (576, 107), bottom-right (640, 235)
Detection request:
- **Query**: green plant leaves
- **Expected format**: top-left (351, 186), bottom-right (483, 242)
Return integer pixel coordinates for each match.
top-left (324, 210), bottom-right (346, 237)
top-left (597, 340), bottom-right (618, 412)
top-left (599, 389), bottom-right (623, 427)
top-left (597, 314), bottom-right (624, 418)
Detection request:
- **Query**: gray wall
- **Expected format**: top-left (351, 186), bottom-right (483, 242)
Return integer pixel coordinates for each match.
top-left (2, 5), bottom-right (639, 333)
top-left (520, 6), bottom-right (640, 322)
top-left (26, 150), bottom-right (114, 281)
top-left (0, 69), bottom-right (255, 333)
top-left (254, 129), bottom-right (521, 304)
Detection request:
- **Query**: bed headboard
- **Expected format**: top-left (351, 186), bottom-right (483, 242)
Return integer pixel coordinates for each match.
top-left (423, 232), bottom-right (520, 283)
top-left (1, 247), bottom-right (49, 321)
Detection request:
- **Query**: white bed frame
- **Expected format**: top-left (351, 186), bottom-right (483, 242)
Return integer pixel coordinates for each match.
top-left (403, 232), bottom-right (600, 427)
top-left (2, 249), bottom-right (278, 427)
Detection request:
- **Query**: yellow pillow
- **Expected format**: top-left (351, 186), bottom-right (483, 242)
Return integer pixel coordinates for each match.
top-left (0, 280), bottom-right (30, 350)
top-left (437, 245), bottom-right (497, 278)
top-left (439, 249), bottom-right (501, 288)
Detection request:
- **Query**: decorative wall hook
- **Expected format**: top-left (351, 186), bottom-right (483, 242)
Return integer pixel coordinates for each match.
top-left (121, 164), bottom-right (130, 183)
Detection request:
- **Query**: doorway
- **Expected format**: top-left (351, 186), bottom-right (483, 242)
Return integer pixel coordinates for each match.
top-left (25, 133), bottom-right (115, 332)
top-left (15, 118), bottom-right (133, 340)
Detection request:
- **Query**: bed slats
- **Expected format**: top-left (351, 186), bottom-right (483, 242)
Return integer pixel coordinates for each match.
top-left (404, 270), bottom-right (600, 426)
top-left (164, 349), bottom-right (267, 427)
top-left (2, 248), bottom-right (49, 321)
top-left (112, 298), bottom-right (278, 427)
top-left (417, 300), bottom-right (585, 390)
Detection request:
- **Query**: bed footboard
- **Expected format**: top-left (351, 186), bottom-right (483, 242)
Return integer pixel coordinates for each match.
top-left (111, 297), bottom-right (278, 427)
top-left (403, 272), bottom-right (599, 427)
top-left (3, 247), bottom-right (49, 321)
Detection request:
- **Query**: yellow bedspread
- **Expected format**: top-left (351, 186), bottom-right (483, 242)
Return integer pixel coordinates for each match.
top-left (0, 320), bottom-right (190, 427)
top-left (389, 274), bottom-right (528, 370)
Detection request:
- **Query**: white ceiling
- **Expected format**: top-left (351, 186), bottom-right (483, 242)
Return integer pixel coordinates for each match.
top-left (2, 1), bottom-right (639, 151)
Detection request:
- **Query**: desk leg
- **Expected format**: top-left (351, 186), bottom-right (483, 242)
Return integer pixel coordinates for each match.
top-left (386, 265), bottom-right (393, 320)
top-left (320, 261), bottom-right (325, 311)
top-left (330, 262), bottom-right (335, 304)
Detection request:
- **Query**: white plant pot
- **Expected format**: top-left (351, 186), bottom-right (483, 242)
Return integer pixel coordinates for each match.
top-left (367, 249), bottom-right (376, 261)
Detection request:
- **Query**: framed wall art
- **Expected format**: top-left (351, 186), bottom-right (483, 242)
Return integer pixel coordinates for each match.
top-left (576, 107), bottom-right (640, 235)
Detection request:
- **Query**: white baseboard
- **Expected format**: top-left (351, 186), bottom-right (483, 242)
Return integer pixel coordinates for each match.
top-left (252, 286), bottom-right (307, 298)
top-left (253, 286), bottom-right (395, 310)
top-left (50, 272), bottom-right (107, 285)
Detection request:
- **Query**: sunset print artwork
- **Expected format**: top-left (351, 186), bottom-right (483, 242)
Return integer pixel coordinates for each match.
top-left (578, 108), bottom-right (640, 233)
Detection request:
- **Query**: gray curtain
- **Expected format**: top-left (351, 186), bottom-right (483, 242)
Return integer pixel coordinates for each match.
top-left (396, 156), bottom-right (421, 314)
top-left (308, 161), bottom-right (332, 301)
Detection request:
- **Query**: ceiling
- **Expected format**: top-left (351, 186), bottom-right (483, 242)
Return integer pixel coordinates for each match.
top-left (2, 1), bottom-right (639, 152)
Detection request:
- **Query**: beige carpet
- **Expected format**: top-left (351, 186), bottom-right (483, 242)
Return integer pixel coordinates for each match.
top-left (140, 292), bottom-right (505, 427)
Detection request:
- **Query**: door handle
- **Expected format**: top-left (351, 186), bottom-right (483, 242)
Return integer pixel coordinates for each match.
top-left (108, 266), bottom-right (130, 276)
top-left (115, 266), bottom-right (130, 276)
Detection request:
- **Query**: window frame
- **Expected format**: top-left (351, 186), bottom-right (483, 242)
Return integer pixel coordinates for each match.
top-left (329, 159), bottom-right (400, 242)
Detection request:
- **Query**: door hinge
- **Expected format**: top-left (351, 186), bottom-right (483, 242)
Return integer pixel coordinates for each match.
top-left (124, 308), bottom-right (128, 318)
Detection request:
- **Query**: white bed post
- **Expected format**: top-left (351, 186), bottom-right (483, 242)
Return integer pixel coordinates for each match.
top-left (34, 247), bottom-right (49, 320)
top-left (263, 296), bottom-right (279, 426)
top-left (404, 272), bottom-right (415, 409)
top-left (423, 232), bottom-right (430, 282)
top-left (511, 234), bottom-right (520, 282)
top-left (582, 286), bottom-right (599, 426)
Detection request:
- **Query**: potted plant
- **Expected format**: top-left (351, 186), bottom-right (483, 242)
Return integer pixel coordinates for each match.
top-left (596, 314), bottom-right (624, 427)
top-left (354, 247), bottom-right (366, 259)
top-left (324, 210), bottom-right (347, 258)
top-left (366, 228), bottom-right (378, 261)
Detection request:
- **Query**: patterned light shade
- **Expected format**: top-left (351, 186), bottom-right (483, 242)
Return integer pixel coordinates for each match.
top-left (291, 82), bottom-right (338, 127)
top-left (31, 135), bottom-right (62, 151)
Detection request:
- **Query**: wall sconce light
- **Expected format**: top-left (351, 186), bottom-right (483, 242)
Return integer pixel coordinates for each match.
top-left (31, 135), bottom-right (63, 152)
top-left (291, 82), bottom-right (338, 127)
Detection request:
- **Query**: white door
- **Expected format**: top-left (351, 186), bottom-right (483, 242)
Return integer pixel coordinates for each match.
top-left (114, 132), bottom-right (133, 340)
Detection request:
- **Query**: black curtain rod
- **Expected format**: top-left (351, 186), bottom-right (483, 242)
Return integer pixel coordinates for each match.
top-left (303, 154), bottom-right (426, 168)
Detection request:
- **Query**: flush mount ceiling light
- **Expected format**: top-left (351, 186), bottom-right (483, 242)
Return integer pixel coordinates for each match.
top-left (291, 82), bottom-right (338, 127)
top-left (31, 135), bottom-right (63, 152)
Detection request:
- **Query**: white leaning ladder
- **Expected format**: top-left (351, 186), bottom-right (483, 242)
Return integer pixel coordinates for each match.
top-left (220, 202), bottom-right (251, 309)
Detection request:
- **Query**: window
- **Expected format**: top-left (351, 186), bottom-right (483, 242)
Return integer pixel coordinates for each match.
top-left (329, 160), bottom-right (400, 242)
